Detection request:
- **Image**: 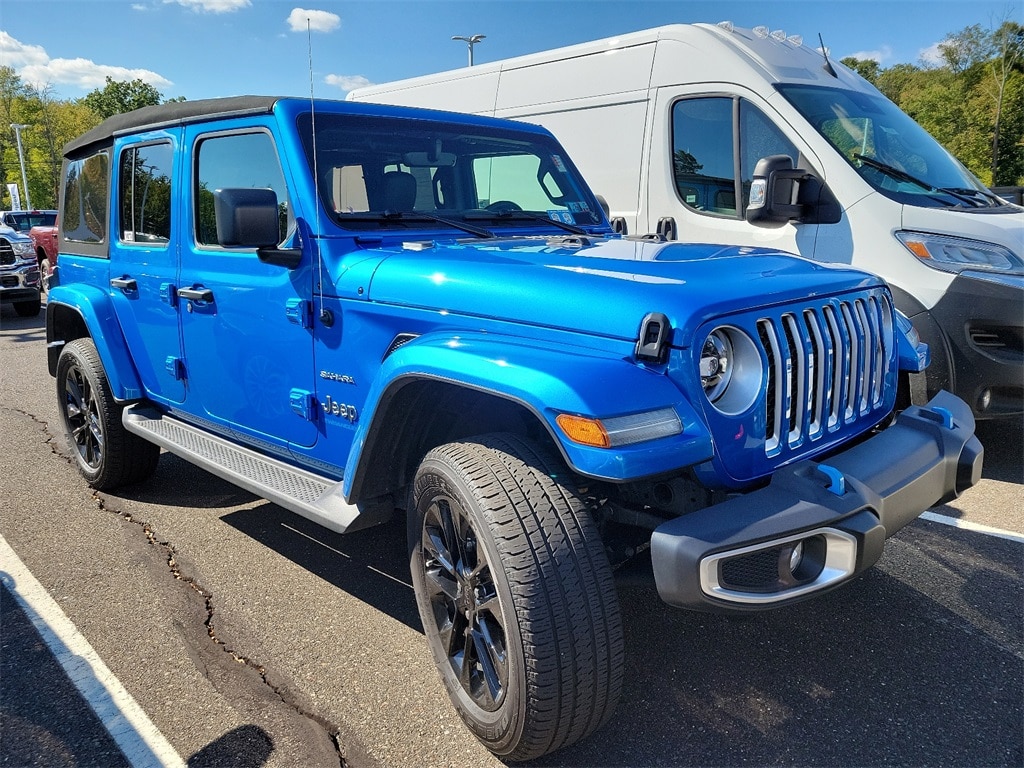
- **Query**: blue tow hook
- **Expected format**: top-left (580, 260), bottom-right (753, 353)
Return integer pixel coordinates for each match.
top-left (817, 463), bottom-right (846, 496)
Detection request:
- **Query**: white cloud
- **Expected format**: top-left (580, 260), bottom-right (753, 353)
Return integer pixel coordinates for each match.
top-left (165, 0), bottom-right (251, 13)
top-left (22, 59), bottom-right (173, 90)
top-left (287, 8), bottom-right (341, 33)
top-left (325, 74), bottom-right (373, 92)
top-left (919, 41), bottom-right (946, 67)
top-left (0, 32), bottom-right (49, 68)
top-left (845, 45), bottom-right (893, 64)
top-left (1, 32), bottom-right (172, 92)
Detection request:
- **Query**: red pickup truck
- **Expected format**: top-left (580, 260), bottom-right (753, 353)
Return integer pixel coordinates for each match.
top-left (28, 218), bottom-right (57, 292)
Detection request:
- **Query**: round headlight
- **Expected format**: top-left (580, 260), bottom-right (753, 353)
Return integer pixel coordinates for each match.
top-left (698, 326), bottom-right (763, 415)
top-left (700, 330), bottom-right (733, 403)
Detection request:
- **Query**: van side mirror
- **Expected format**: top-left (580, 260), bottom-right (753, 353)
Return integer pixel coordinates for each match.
top-left (213, 188), bottom-right (301, 268)
top-left (746, 155), bottom-right (842, 226)
top-left (745, 155), bottom-right (805, 224)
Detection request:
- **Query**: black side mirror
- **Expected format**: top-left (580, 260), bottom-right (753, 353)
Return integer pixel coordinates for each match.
top-left (214, 188), bottom-right (280, 246)
top-left (746, 155), bottom-right (842, 226)
top-left (745, 155), bottom-right (806, 224)
top-left (213, 188), bottom-right (301, 268)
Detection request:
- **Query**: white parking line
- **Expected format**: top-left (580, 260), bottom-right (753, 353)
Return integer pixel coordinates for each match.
top-left (920, 512), bottom-right (1024, 544)
top-left (0, 534), bottom-right (185, 768)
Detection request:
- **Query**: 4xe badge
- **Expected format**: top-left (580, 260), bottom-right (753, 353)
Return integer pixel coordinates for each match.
top-left (322, 395), bottom-right (357, 422)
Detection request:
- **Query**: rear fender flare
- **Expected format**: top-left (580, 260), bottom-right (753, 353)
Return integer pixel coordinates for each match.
top-left (46, 284), bottom-right (144, 401)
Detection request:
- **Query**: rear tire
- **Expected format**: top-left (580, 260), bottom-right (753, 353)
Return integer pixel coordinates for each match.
top-left (56, 338), bottom-right (160, 490)
top-left (409, 433), bottom-right (623, 761)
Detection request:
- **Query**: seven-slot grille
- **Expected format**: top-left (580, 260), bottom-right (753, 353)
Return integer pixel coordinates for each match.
top-left (757, 291), bottom-right (893, 456)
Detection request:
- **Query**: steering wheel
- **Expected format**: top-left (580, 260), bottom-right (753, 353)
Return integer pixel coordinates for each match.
top-left (485, 200), bottom-right (523, 213)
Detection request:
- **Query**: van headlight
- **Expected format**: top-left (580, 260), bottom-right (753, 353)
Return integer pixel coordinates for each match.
top-left (699, 326), bottom-right (762, 415)
top-left (896, 231), bottom-right (1023, 275)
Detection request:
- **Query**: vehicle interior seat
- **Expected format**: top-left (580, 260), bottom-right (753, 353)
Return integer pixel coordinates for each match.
top-left (382, 170), bottom-right (418, 211)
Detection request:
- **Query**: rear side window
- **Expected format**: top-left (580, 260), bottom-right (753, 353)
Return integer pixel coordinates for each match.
top-left (119, 142), bottom-right (173, 244)
top-left (194, 131), bottom-right (292, 247)
top-left (671, 97), bottom-right (798, 218)
top-left (62, 151), bottom-right (110, 246)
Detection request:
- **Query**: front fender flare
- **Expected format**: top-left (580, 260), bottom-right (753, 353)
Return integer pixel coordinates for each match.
top-left (344, 331), bottom-right (713, 498)
top-left (46, 284), bottom-right (144, 401)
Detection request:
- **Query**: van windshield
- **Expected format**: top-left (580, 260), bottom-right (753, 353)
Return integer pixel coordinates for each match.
top-left (296, 113), bottom-right (605, 233)
top-left (777, 84), bottom-right (1007, 210)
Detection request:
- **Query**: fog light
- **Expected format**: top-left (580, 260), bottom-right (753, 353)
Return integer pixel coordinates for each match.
top-left (788, 541), bottom-right (804, 574)
top-left (977, 388), bottom-right (992, 412)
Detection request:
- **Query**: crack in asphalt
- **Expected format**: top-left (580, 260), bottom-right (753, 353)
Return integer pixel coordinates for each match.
top-left (18, 406), bottom-right (348, 767)
top-left (96, 492), bottom-right (349, 768)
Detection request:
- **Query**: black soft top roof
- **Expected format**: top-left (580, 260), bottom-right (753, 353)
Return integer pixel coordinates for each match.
top-left (63, 96), bottom-right (280, 157)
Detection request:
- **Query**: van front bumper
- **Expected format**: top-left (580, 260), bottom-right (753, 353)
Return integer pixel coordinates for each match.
top-left (650, 391), bottom-right (982, 612)
top-left (915, 271), bottom-right (1023, 418)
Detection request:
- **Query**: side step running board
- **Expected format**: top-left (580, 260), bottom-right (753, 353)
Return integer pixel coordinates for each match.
top-left (122, 406), bottom-right (391, 534)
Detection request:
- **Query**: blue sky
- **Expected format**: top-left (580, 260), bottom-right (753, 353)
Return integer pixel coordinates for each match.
top-left (1, 0), bottom-right (1019, 102)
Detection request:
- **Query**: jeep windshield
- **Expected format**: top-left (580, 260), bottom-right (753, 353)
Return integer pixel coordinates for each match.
top-left (777, 84), bottom-right (1009, 210)
top-left (297, 113), bottom-right (606, 233)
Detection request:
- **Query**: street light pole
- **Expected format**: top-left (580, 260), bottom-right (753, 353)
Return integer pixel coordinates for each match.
top-left (10, 123), bottom-right (31, 211)
top-left (452, 34), bottom-right (486, 67)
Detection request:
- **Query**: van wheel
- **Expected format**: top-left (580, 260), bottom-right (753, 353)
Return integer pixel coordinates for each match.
top-left (56, 338), bottom-right (160, 490)
top-left (409, 434), bottom-right (623, 761)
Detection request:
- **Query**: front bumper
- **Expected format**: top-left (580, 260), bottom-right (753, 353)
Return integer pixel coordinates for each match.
top-left (914, 272), bottom-right (1023, 418)
top-left (651, 391), bottom-right (982, 612)
top-left (0, 262), bottom-right (41, 302)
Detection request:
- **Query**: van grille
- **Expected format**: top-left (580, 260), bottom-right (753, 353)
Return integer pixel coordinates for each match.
top-left (757, 293), bottom-right (892, 457)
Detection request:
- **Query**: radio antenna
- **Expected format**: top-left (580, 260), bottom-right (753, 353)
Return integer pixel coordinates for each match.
top-left (818, 33), bottom-right (838, 78)
top-left (307, 19), bottom-right (328, 323)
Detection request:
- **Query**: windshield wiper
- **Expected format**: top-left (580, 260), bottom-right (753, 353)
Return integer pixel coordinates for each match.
top-left (344, 211), bottom-right (495, 238)
top-left (942, 186), bottom-right (1009, 208)
top-left (853, 154), bottom-right (983, 208)
top-left (397, 211), bottom-right (496, 238)
top-left (466, 209), bottom-right (590, 235)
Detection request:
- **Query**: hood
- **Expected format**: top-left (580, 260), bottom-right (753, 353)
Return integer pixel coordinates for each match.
top-left (362, 236), bottom-right (884, 347)
top-left (901, 202), bottom-right (1024, 257)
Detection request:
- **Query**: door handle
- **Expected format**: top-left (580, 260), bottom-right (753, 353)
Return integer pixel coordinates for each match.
top-left (110, 277), bottom-right (137, 291)
top-left (178, 287), bottom-right (214, 303)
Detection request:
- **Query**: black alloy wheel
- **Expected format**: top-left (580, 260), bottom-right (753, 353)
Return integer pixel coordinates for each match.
top-left (409, 433), bottom-right (623, 761)
top-left (56, 338), bottom-right (159, 490)
top-left (420, 491), bottom-right (508, 711)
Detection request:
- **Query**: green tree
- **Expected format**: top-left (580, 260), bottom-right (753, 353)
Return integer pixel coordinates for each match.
top-left (80, 77), bottom-right (163, 120)
top-left (876, 63), bottom-right (924, 103)
top-left (840, 57), bottom-right (881, 85)
top-left (982, 20), bottom-right (1024, 183)
top-left (33, 88), bottom-right (96, 207)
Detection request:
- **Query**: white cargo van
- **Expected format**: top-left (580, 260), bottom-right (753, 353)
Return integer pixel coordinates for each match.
top-left (349, 22), bottom-right (1024, 419)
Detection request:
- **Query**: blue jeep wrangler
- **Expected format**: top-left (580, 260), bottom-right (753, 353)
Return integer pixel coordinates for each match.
top-left (47, 97), bottom-right (982, 760)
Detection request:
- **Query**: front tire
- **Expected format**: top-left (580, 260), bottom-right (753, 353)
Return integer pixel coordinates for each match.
top-left (56, 338), bottom-right (160, 490)
top-left (409, 434), bottom-right (623, 761)
top-left (39, 257), bottom-right (51, 293)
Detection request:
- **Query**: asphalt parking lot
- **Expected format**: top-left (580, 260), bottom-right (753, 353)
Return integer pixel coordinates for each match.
top-left (1, 303), bottom-right (1021, 767)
